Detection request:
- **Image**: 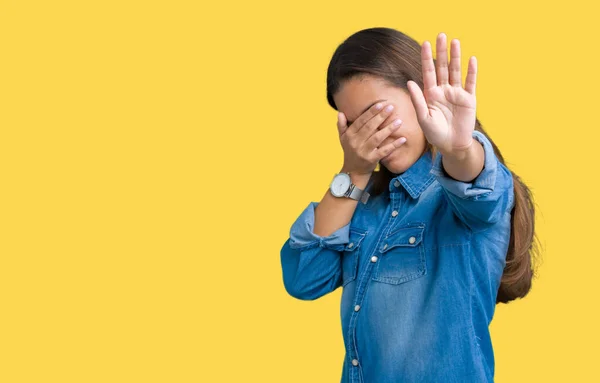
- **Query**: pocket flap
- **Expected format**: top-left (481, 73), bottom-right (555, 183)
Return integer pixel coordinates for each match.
top-left (345, 228), bottom-right (368, 251)
top-left (380, 225), bottom-right (424, 253)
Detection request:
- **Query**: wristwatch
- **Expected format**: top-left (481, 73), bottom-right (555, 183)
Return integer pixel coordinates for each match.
top-left (329, 172), bottom-right (370, 204)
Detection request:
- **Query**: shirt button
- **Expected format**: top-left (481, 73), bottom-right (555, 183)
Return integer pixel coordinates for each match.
top-left (371, 255), bottom-right (378, 262)
top-left (394, 180), bottom-right (400, 188)
top-left (354, 304), bottom-right (361, 311)
top-left (409, 236), bottom-right (416, 244)
top-left (352, 359), bottom-right (359, 366)
top-left (348, 242), bottom-right (354, 248)
top-left (391, 210), bottom-right (398, 217)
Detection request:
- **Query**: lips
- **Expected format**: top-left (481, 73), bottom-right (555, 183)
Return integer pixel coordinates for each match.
top-left (382, 150), bottom-right (395, 160)
top-left (381, 137), bottom-right (407, 161)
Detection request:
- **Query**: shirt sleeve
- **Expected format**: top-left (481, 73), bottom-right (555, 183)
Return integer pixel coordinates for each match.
top-left (429, 130), bottom-right (515, 232)
top-left (288, 202), bottom-right (351, 252)
top-left (280, 202), bottom-right (349, 300)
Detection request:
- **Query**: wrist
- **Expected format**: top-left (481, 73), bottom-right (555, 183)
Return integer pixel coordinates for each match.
top-left (439, 140), bottom-right (485, 182)
top-left (438, 138), bottom-right (476, 161)
top-left (339, 167), bottom-right (372, 188)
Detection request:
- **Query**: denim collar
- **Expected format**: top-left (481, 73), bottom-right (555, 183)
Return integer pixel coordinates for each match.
top-left (388, 149), bottom-right (436, 199)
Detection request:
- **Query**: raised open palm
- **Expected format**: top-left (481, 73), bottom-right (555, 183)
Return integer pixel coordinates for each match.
top-left (406, 33), bottom-right (477, 155)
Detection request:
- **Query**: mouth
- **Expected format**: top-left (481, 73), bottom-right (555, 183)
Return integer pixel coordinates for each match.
top-left (381, 150), bottom-right (395, 161)
top-left (380, 138), bottom-right (407, 161)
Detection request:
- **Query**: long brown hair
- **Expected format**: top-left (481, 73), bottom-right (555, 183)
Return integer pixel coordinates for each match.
top-left (326, 27), bottom-right (540, 304)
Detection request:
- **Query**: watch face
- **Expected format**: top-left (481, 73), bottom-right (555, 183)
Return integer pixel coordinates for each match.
top-left (330, 173), bottom-right (351, 197)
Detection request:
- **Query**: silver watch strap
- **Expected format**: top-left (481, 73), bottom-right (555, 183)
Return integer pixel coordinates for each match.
top-left (347, 184), bottom-right (370, 204)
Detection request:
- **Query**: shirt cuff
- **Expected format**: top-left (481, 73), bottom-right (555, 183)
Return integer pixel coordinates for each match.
top-left (288, 202), bottom-right (350, 251)
top-left (430, 130), bottom-right (497, 199)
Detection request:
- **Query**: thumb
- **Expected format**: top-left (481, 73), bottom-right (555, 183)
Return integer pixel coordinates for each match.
top-left (407, 81), bottom-right (430, 124)
top-left (337, 112), bottom-right (348, 136)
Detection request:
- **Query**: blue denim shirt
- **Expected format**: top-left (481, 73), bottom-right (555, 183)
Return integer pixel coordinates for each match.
top-left (280, 131), bottom-right (515, 383)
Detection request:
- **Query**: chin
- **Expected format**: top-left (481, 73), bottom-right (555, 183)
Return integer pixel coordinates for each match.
top-left (382, 154), bottom-right (414, 175)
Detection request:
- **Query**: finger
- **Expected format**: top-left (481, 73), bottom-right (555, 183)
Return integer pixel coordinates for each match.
top-left (406, 80), bottom-right (430, 123)
top-left (375, 137), bottom-right (407, 160)
top-left (464, 56), bottom-right (477, 96)
top-left (436, 32), bottom-right (449, 85)
top-left (337, 112), bottom-right (348, 136)
top-left (346, 101), bottom-right (385, 135)
top-left (355, 103), bottom-right (395, 141)
top-left (421, 41), bottom-right (437, 91)
top-left (449, 38), bottom-right (462, 87)
top-left (364, 118), bottom-right (403, 152)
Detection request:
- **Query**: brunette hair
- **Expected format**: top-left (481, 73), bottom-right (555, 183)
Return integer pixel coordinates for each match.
top-left (326, 27), bottom-right (540, 304)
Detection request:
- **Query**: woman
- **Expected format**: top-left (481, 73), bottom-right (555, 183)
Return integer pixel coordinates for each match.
top-left (280, 27), bottom-right (539, 383)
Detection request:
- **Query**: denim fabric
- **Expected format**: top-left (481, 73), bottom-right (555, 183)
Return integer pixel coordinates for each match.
top-left (280, 131), bottom-right (515, 383)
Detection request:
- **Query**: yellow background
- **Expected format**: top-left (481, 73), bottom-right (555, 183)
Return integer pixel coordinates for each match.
top-left (1, 0), bottom-right (598, 382)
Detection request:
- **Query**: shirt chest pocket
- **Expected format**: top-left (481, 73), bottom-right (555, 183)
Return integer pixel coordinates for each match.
top-left (372, 224), bottom-right (427, 285)
top-left (341, 228), bottom-right (368, 287)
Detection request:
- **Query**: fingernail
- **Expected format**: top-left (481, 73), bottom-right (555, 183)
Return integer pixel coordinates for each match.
top-left (385, 105), bottom-right (394, 112)
top-left (392, 119), bottom-right (402, 127)
top-left (395, 137), bottom-right (407, 145)
top-left (375, 103), bottom-right (383, 110)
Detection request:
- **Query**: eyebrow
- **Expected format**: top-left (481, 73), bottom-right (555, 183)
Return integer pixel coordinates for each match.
top-left (346, 99), bottom-right (387, 125)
